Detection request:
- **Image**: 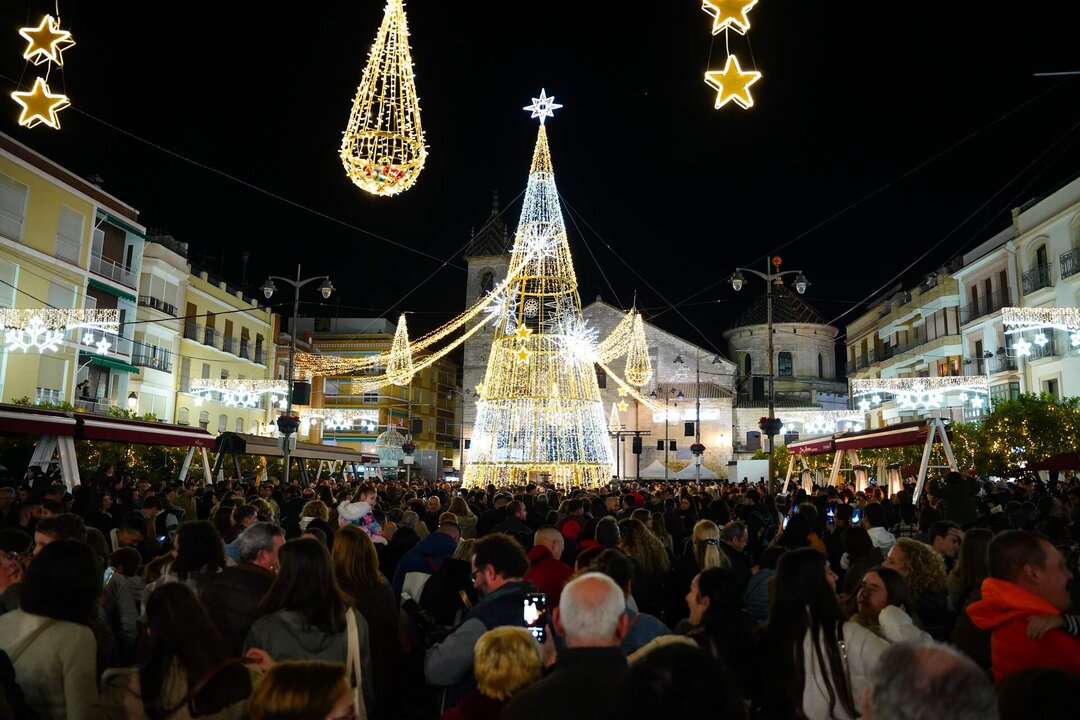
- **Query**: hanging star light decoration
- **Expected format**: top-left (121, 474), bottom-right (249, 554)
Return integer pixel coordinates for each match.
top-left (340, 0), bottom-right (427, 196)
top-left (701, 0), bottom-right (757, 35)
top-left (1013, 337), bottom-right (1032, 357)
top-left (617, 386), bottom-right (629, 397)
top-left (19, 15), bottom-right (75, 66)
top-left (94, 337), bottom-right (111, 355)
top-left (1072, 331), bottom-right (1080, 348)
top-left (523, 89), bottom-right (562, 125)
top-left (11, 77), bottom-right (70, 129)
top-left (1033, 332), bottom-right (1049, 347)
top-left (514, 324), bottom-right (533, 341)
top-left (857, 399), bottom-right (871, 412)
top-left (515, 347), bottom-right (533, 364)
top-left (618, 400), bottom-right (629, 412)
top-left (704, 55), bottom-right (761, 110)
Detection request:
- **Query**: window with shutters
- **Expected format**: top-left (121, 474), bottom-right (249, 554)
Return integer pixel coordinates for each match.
top-left (218, 414), bottom-right (228, 433)
top-left (178, 407), bottom-right (190, 425)
top-left (0, 174), bottom-right (28, 241)
top-left (199, 411), bottom-right (210, 429)
top-left (0, 259), bottom-right (17, 309)
top-left (55, 207), bottom-right (84, 263)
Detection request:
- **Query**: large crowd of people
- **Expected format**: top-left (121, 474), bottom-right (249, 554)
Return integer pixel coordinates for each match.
top-left (0, 466), bottom-right (1079, 719)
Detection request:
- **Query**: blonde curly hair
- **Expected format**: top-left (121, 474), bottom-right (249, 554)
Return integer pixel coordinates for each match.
top-left (300, 499), bottom-right (330, 523)
top-left (617, 518), bottom-right (671, 578)
top-left (893, 538), bottom-right (947, 597)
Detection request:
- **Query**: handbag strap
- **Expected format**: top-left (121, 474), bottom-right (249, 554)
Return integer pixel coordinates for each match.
top-left (345, 609), bottom-right (362, 689)
top-left (8, 618), bottom-right (58, 663)
top-left (162, 657), bottom-right (252, 719)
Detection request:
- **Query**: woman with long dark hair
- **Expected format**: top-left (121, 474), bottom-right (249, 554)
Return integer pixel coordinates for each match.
top-left (245, 538), bottom-right (374, 710)
top-left (93, 583), bottom-right (256, 719)
top-left (143, 521), bottom-right (227, 609)
top-left (682, 567), bottom-right (753, 686)
top-left (752, 548), bottom-right (887, 720)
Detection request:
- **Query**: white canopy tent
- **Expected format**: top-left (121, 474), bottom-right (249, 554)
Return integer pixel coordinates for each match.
top-left (675, 462), bottom-right (718, 480)
top-left (638, 459), bottom-right (672, 480)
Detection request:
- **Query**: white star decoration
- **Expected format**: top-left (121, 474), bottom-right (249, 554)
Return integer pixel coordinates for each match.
top-left (1013, 337), bottom-right (1032, 357)
top-left (1033, 333), bottom-right (1049, 347)
top-left (82, 332), bottom-right (95, 345)
top-left (1072, 331), bottom-right (1080, 348)
top-left (857, 399), bottom-right (870, 412)
top-left (523, 89), bottom-right (562, 125)
top-left (95, 338), bottom-right (110, 355)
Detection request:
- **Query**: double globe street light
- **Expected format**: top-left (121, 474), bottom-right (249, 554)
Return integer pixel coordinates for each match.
top-left (261, 266), bottom-right (335, 486)
top-left (728, 256), bottom-right (809, 494)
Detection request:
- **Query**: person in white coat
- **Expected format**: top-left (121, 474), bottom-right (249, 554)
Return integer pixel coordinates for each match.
top-left (753, 547), bottom-right (889, 720)
top-left (850, 566), bottom-right (932, 645)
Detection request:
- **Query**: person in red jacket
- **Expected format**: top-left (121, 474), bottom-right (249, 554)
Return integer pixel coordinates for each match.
top-left (967, 530), bottom-right (1080, 681)
top-left (524, 526), bottom-right (573, 607)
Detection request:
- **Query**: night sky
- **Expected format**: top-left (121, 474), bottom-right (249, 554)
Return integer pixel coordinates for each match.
top-left (2, 1), bottom-right (1078, 361)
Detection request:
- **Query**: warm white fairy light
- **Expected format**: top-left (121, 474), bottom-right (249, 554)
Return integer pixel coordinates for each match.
top-left (609, 403), bottom-right (621, 432)
top-left (189, 379), bottom-right (291, 409)
top-left (858, 399), bottom-right (871, 412)
top-left (464, 97), bottom-right (615, 489)
top-left (596, 310), bottom-right (636, 363)
top-left (386, 314), bottom-right (415, 386)
top-left (851, 377), bottom-right (991, 395)
top-left (0, 309), bottom-right (119, 354)
top-left (624, 313), bottom-right (653, 386)
top-left (304, 408), bottom-right (380, 432)
top-left (1002, 306), bottom-right (1080, 332)
top-left (782, 410), bottom-right (864, 435)
top-left (340, 0), bottom-right (427, 196)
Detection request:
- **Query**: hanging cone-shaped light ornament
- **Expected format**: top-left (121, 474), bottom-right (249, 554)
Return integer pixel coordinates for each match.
top-left (386, 314), bottom-right (415, 386)
top-left (625, 314), bottom-right (653, 386)
top-left (609, 403), bottom-right (621, 433)
top-left (340, 0), bottom-right (427, 197)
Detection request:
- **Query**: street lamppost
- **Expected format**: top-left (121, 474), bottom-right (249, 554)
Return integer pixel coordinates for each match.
top-left (728, 255), bottom-right (809, 495)
top-left (261, 265), bottom-right (335, 486)
top-left (650, 386), bottom-right (683, 482)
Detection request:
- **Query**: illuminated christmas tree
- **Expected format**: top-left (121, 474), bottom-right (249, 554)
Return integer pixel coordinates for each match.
top-left (464, 92), bottom-right (615, 489)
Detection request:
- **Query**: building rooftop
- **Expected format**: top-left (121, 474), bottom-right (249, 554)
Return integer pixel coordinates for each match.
top-left (730, 285), bottom-right (829, 328)
top-left (464, 191), bottom-right (511, 258)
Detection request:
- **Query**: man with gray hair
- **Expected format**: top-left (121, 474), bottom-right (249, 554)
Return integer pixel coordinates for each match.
top-left (199, 522), bottom-right (284, 654)
top-left (862, 640), bottom-right (998, 720)
top-left (502, 572), bottom-right (629, 720)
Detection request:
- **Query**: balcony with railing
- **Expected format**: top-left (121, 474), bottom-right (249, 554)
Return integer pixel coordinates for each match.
top-left (960, 289), bottom-right (1009, 325)
top-left (36, 387), bottom-right (64, 404)
top-left (90, 252), bottom-right (137, 289)
top-left (79, 330), bottom-right (132, 357)
top-left (138, 295), bottom-right (178, 316)
top-left (239, 339), bottom-right (251, 360)
top-left (1028, 331), bottom-right (1059, 360)
top-left (222, 336), bottom-right (238, 355)
top-left (54, 233), bottom-right (81, 264)
top-left (1061, 247), bottom-right (1080, 280)
top-left (132, 342), bottom-right (173, 373)
top-left (1022, 264), bottom-right (1052, 295)
top-left (254, 347), bottom-right (265, 365)
top-left (74, 398), bottom-right (113, 415)
top-left (183, 321), bottom-right (200, 341)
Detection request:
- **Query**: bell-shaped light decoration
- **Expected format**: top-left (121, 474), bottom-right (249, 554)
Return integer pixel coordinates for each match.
top-left (625, 314), bottom-right (653, 386)
top-left (386, 314), bottom-right (415, 386)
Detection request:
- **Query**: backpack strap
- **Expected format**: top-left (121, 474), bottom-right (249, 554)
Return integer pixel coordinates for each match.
top-left (7, 618), bottom-right (58, 663)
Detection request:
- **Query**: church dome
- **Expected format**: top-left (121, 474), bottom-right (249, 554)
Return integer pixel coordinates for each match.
top-left (730, 285), bottom-right (827, 328)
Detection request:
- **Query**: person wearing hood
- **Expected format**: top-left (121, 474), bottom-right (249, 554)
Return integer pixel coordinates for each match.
top-left (967, 530), bottom-right (1080, 681)
top-left (244, 538), bottom-right (374, 709)
top-left (391, 521), bottom-right (461, 598)
top-left (524, 526), bottom-right (572, 608)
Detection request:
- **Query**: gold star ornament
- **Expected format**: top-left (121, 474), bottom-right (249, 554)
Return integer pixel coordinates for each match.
top-left (11, 78), bottom-right (70, 130)
top-left (617, 386), bottom-right (629, 397)
top-left (475, 383), bottom-right (485, 395)
top-left (704, 55), bottom-right (761, 110)
top-left (19, 15), bottom-right (76, 67)
top-left (702, 0), bottom-right (757, 35)
top-left (618, 401), bottom-right (629, 412)
top-left (515, 347), bottom-right (533, 364)
top-left (514, 324), bottom-right (534, 340)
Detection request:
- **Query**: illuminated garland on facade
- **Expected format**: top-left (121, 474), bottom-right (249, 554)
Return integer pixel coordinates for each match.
top-left (304, 408), bottom-right (379, 432)
top-left (779, 410), bottom-right (864, 435)
top-left (851, 377), bottom-right (991, 412)
top-left (464, 96), bottom-right (615, 489)
top-left (1002, 306), bottom-right (1080, 352)
top-left (340, 0), bottom-right (426, 196)
top-left (0, 309), bottom-right (118, 353)
top-left (188, 379), bottom-right (290, 409)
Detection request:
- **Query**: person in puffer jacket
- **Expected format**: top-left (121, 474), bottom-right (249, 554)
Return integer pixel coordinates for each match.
top-left (966, 530), bottom-right (1080, 681)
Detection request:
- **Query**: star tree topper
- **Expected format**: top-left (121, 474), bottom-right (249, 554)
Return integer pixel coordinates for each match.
top-left (704, 54), bottom-right (761, 110)
top-left (11, 78), bottom-right (70, 129)
top-left (19, 15), bottom-right (75, 66)
top-left (702, 0), bottom-right (757, 35)
top-left (524, 89), bottom-right (562, 125)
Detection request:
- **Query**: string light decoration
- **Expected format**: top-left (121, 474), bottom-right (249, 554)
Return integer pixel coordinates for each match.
top-left (13, 14), bottom-right (74, 130)
top-left (11, 77), bottom-right (69, 130)
top-left (19, 15), bottom-right (75, 66)
top-left (781, 410), bottom-right (864, 435)
top-left (340, 0), bottom-right (427, 196)
top-left (1002, 306), bottom-right (1080, 331)
top-left (464, 94), bottom-right (615, 490)
top-left (852, 377), bottom-right (990, 412)
top-left (704, 54), bottom-right (761, 110)
top-left (609, 403), bottom-right (621, 432)
top-left (700, 0), bottom-right (761, 110)
top-left (303, 408), bottom-right (379, 432)
top-left (624, 314), bottom-right (653, 386)
top-left (385, 314), bottom-right (416, 386)
top-left (189, 379), bottom-right (290, 409)
top-left (702, 0), bottom-right (757, 35)
top-left (0, 309), bottom-right (118, 353)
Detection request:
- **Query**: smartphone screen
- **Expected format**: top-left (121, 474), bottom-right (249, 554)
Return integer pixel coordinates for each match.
top-left (826, 507), bottom-right (836, 521)
top-left (103, 567), bottom-right (114, 585)
top-left (852, 508), bottom-right (862, 525)
top-left (782, 516), bottom-right (790, 530)
top-left (523, 593), bottom-right (548, 643)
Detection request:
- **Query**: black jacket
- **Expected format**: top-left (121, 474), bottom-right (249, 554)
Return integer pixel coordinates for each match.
top-left (199, 563), bottom-right (275, 655)
top-left (501, 647), bottom-right (627, 720)
top-left (490, 516), bottom-right (533, 550)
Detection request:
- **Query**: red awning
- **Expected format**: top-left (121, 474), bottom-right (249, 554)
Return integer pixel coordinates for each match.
top-left (0, 406), bottom-right (78, 437)
top-left (787, 435), bottom-right (837, 456)
top-left (77, 416), bottom-right (216, 447)
top-left (0, 404), bottom-right (215, 447)
top-left (833, 420), bottom-right (950, 452)
top-left (1026, 452), bottom-right (1080, 472)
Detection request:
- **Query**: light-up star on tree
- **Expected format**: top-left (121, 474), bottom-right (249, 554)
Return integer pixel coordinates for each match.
top-left (523, 89), bottom-right (563, 125)
top-left (702, 0), bottom-right (758, 35)
top-left (704, 55), bottom-right (761, 110)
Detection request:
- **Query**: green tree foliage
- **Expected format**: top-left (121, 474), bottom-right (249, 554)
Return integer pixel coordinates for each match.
top-left (974, 393), bottom-right (1080, 476)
